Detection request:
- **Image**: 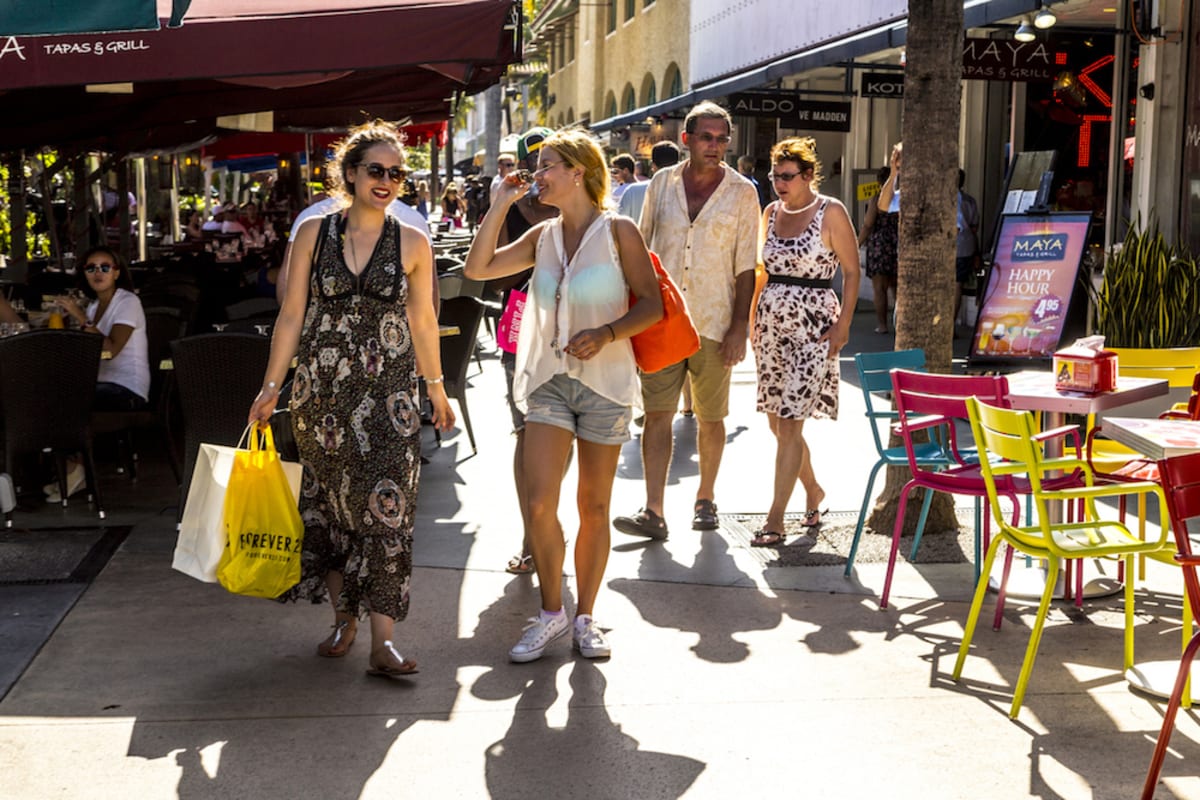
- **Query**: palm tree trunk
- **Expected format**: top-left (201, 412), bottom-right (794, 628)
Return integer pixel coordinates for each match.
top-left (866, 0), bottom-right (964, 537)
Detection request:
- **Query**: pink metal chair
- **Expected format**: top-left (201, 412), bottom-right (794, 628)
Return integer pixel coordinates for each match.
top-left (1141, 450), bottom-right (1200, 800)
top-left (880, 370), bottom-right (1020, 609)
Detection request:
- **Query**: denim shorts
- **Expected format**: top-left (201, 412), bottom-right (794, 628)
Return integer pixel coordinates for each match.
top-left (502, 350), bottom-right (524, 433)
top-left (525, 373), bottom-right (632, 446)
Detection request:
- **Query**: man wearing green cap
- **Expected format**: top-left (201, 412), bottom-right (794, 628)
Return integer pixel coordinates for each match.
top-left (492, 126), bottom-right (560, 575)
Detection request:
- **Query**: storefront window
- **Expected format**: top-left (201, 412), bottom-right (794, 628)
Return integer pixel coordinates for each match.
top-left (1183, 1), bottom-right (1200, 251)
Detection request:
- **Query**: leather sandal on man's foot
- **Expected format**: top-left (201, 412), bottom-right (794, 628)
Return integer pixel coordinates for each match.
top-left (316, 620), bottom-right (356, 658)
top-left (692, 499), bottom-right (719, 530)
top-left (367, 641), bottom-right (419, 679)
top-left (613, 508), bottom-right (669, 540)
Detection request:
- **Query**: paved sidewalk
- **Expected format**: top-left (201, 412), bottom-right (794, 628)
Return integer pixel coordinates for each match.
top-left (1, 311), bottom-right (1197, 799)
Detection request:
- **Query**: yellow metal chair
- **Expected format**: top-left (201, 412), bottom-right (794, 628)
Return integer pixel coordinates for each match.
top-left (954, 398), bottom-right (1169, 719)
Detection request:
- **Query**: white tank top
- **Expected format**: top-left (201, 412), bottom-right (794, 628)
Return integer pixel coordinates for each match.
top-left (513, 211), bottom-right (640, 411)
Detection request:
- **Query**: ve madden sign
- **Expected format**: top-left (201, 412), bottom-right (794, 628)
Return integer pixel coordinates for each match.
top-left (727, 93), bottom-right (852, 132)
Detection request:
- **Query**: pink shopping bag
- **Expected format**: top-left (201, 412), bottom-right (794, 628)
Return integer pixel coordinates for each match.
top-left (496, 288), bottom-right (527, 354)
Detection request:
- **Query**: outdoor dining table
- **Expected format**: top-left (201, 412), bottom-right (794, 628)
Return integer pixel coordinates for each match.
top-left (1096, 416), bottom-right (1200, 700)
top-left (990, 371), bottom-right (1170, 598)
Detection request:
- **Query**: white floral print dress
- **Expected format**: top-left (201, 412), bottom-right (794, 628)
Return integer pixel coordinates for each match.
top-left (753, 200), bottom-right (841, 420)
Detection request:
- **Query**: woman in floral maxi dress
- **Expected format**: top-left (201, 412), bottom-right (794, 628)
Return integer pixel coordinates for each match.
top-left (250, 121), bottom-right (454, 679)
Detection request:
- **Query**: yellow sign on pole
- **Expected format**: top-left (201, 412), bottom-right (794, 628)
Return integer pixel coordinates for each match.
top-left (857, 180), bottom-right (881, 202)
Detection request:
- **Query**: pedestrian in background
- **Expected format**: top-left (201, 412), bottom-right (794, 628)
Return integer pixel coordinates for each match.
top-left (738, 154), bottom-right (770, 209)
top-left (618, 140), bottom-right (680, 223)
top-left (954, 168), bottom-right (980, 330)
top-left (610, 153), bottom-right (636, 201)
top-left (488, 126), bottom-right (560, 576)
top-left (862, 143), bottom-right (901, 334)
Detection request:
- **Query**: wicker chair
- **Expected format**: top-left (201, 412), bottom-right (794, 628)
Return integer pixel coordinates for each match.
top-left (0, 330), bottom-right (105, 525)
top-left (171, 333), bottom-right (270, 511)
top-left (437, 296), bottom-right (485, 454)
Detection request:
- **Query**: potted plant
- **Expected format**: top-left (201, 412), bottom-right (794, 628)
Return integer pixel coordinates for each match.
top-left (1091, 220), bottom-right (1200, 348)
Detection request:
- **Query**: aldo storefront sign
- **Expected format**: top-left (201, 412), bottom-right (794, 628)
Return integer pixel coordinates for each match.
top-left (728, 92), bottom-right (852, 132)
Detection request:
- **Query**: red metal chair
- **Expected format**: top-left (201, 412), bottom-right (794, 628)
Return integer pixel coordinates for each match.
top-left (1141, 450), bottom-right (1200, 800)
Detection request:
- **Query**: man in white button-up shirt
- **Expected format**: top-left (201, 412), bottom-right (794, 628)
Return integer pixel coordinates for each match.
top-left (614, 101), bottom-right (761, 540)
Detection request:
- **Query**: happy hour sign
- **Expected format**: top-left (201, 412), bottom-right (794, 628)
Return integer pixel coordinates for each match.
top-left (971, 213), bottom-right (1091, 362)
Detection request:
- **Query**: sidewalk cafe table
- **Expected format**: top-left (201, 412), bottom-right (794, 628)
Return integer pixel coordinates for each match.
top-left (992, 371), bottom-right (1169, 598)
top-left (1098, 416), bottom-right (1200, 699)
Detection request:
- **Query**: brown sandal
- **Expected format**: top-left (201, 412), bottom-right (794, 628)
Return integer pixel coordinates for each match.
top-left (367, 641), bottom-right (419, 679)
top-left (316, 620), bottom-right (357, 658)
top-left (751, 529), bottom-right (786, 547)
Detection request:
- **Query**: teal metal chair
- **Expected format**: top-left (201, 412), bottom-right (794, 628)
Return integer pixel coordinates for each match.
top-left (845, 349), bottom-right (942, 576)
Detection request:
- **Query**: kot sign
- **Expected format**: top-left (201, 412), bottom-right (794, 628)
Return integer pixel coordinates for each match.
top-left (862, 72), bottom-right (904, 98)
top-left (727, 93), bottom-right (852, 132)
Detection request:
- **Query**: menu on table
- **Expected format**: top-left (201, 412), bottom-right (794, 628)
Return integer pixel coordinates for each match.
top-left (1102, 417), bottom-right (1200, 460)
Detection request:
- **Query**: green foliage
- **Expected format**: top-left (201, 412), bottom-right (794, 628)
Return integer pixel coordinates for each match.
top-left (1091, 219), bottom-right (1200, 348)
top-left (0, 158), bottom-right (45, 256)
top-left (405, 142), bottom-right (431, 172)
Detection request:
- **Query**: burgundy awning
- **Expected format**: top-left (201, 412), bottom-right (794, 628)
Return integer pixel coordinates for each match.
top-left (0, 1), bottom-right (519, 151)
top-left (0, 1), bottom-right (518, 91)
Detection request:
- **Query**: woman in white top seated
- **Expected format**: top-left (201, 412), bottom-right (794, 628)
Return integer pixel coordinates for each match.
top-left (48, 246), bottom-right (150, 502)
top-left (58, 245), bottom-right (150, 412)
top-left (465, 128), bottom-right (662, 664)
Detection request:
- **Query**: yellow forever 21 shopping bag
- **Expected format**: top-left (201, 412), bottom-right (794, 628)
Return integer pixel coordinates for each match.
top-left (173, 422), bottom-right (301, 583)
top-left (216, 422), bottom-right (304, 599)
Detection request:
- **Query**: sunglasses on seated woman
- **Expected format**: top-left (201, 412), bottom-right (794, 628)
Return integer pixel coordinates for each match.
top-left (84, 263), bottom-right (114, 274)
top-left (360, 163), bottom-right (405, 183)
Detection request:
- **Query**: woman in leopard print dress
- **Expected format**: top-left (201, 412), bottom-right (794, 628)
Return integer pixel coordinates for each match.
top-left (750, 137), bottom-right (860, 548)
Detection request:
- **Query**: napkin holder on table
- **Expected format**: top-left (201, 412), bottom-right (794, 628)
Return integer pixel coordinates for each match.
top-left (1053, 335), bottom-right (1118, 394)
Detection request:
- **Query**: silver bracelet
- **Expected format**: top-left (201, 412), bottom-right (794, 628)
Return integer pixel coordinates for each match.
top-left (262, 380), bottom-right (278, 394)
top-left (425, 375), bottom-right (444, 385)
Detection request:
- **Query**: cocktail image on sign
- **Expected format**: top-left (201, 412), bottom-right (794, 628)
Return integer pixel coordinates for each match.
top-left (969, 212), bottom-right (1092, 365)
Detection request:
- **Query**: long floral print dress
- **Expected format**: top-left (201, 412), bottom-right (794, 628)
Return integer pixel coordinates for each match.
top-left (281, 213), bottom-right (422, 621)
top-left (753, 200), bottom-right (841, 420)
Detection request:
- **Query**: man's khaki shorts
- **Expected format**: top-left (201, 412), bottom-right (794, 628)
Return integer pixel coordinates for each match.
top-left (640, 336), bottom-right (730, 420)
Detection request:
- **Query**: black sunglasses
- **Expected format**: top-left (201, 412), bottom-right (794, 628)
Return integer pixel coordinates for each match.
top-left (84, 263), bottom-right (114, 274)
top-left (360, 162), bottom-right (405, 183)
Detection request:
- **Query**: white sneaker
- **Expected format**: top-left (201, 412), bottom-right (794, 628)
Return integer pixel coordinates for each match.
top-left (509, 610), bottom-right (569, 663)
top-left (573, 615), bottom-right (611, 659)
top-left (44, 462), bottom-right (86, 504)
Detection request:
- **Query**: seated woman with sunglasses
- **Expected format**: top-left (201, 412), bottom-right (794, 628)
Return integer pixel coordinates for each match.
top-left (57, 246), bottom-right (150, 412)
top-left (49, 246), bottom-right (150, 501)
